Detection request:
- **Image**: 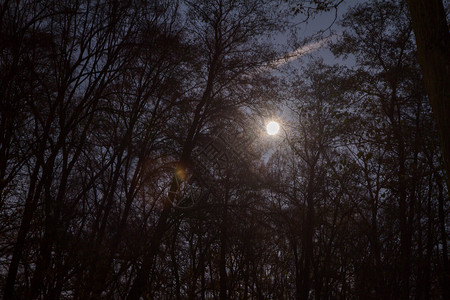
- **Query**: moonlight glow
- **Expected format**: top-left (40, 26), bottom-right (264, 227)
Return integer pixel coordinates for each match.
top-left (266, 121), bottom-right (280, 135)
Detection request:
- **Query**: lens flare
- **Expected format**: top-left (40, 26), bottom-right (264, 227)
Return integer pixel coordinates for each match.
top-left (175, 167), bottom-right (186, 181)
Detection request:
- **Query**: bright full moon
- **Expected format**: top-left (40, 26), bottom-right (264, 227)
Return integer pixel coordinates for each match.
top-left (266, 121), bottom-right (280, 135)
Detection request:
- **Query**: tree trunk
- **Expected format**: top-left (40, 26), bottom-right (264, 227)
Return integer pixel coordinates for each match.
top-left (292, 242), bottom-right (302, 300)
top-left (126, 201), bottom-right (172, 300)
top-left (406, 0), bottom-right (450, 193)
top-left (219, 187), bottom-right (229, 300)
top-left (3, 156), bottom-right (48, 299)
top-left (437, 174), bottom-right (450, 299)
top-left (126, 49), bottom-right (219, 299)
top-left (302, 164), bottom-right (316, 300)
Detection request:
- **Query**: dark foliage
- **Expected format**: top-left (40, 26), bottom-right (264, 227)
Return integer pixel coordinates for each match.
top-left (0, 0), bottom-right (448, 299)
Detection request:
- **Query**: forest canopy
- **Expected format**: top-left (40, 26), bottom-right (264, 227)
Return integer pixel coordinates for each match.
top-left (0, 0), bottom-right (448, 299)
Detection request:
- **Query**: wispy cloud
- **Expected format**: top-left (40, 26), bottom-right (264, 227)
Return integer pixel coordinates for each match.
top-left (264, 35), bottom-right (335, 70)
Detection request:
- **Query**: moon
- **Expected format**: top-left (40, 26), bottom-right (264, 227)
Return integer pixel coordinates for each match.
top-left (266, 121), bottom-right (280, 135)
